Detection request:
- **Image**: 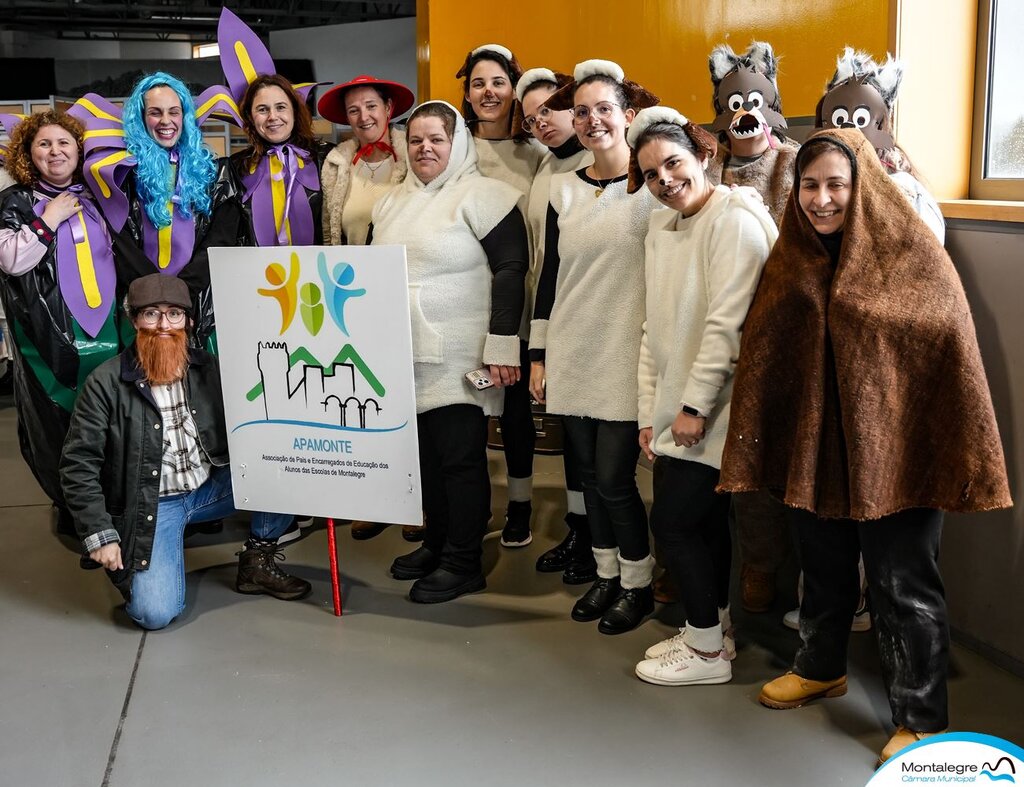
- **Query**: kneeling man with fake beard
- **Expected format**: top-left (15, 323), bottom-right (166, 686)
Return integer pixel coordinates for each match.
top-left (60, 274), bottom-right (310, 630)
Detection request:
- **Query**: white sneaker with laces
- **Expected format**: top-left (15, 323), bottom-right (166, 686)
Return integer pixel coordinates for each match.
top-left (635, 641), bottom-right (733, 686)
top-left (644, 626), bottom-right (737, 661)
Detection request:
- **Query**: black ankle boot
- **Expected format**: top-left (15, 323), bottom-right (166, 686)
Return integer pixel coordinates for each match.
top-left (571, 576), bottom-right (621, 622)
top-left (390, 545), bottom-right (440, 580)
top-left (536, 531), bottom-right (574, 573)
top-left (500, 500), bottom-right (533, 547)
top-left (562, 514), bottom-right (597, 585)
top-left (536, 512), bottom-right (586, 573)
top-left (409, 567), bottom-right (486, 604)
top-left (597, 584), bottom-right (655, 635)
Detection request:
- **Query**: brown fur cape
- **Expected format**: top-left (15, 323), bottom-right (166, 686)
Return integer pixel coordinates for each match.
top-left (706, 138), bottom-right (800, 227)
top-left (718, 128), bottom-right (1011, 519)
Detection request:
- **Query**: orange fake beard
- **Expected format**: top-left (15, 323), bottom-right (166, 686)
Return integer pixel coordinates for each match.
top-left (135, 326), bottom-right (189, 385)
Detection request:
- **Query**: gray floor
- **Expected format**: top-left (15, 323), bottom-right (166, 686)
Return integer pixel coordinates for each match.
top-left (2, 397), bottom-right (1022, 787)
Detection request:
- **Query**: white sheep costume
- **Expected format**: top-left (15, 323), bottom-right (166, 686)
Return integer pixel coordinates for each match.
top-left (516, 67), bottom-right (593, 332)
top-left (530, 60), bottom-right (659, 422)
top-left (627, 107), bottom-right (778, 467)
top-left (372, 100), bottom-right (524, 416)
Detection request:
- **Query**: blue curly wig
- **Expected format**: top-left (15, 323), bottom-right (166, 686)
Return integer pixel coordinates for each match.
top-left (123, 72), bottom-right (217, 228)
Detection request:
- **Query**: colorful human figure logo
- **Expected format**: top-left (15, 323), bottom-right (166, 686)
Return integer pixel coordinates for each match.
top-left (299, 281), bottom-right (324, 335)
top-left (317, 252), bottom-right (365, 337)
top-left (257, 252), bottom-right (300, 334)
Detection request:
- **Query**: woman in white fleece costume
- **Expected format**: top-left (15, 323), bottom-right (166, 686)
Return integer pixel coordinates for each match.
top-left (515, 67), bottom-right (597, 584)
top-left (529, 60), bottom-right (660, 635)
top-left (626, 107), bottom-right (777, 686)
top-left (372, 100), bottom-right (528, 604)
top-left (456, 44), bottom-right (546, 549)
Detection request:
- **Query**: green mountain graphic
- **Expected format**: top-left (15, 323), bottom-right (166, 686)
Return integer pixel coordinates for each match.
top-left (246, 344), bottom-right (386, 401)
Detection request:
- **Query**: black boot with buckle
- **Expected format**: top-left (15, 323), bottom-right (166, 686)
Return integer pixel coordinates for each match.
top-left (236, 538), bottom-right (312, 601)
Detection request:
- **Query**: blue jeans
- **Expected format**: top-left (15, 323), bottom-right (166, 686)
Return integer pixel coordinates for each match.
top-left (125, 466), bottom-right (292, 630)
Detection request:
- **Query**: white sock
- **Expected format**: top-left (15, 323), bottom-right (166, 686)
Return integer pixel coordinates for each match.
top-left (619, 554), bottom-right (655, 589)
top-left (683, 621), bottom-right (724, 655)
top-left (593, 547), bottom-right (620, 579)
top-left (566, 490), bottom-right (585, 516)
top-left (507, 475), bottom-right (533, 503)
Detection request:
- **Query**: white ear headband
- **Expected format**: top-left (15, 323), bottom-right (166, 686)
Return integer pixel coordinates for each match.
top-left (516, 67), bottom-right (557, 103)
top-left (573, 59), bottom-right (625, 83)
top-left (626, 106), bottom-right (690, 148)
top-left (471, 43), bottom-right (514, 61)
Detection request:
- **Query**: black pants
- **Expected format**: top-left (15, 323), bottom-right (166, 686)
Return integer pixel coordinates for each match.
top-left (561, 416), bottom-right (583, 493)
top-left (791, 507), bottom-right (948, 732)
top-left (650, 457), bottom-right (731, 627)
top-left (498, 340), bottom-right (535, 480)
top-left (561, 416), bottom-right (648, 560)
top-left (417, 404), bottom-right (490, 575)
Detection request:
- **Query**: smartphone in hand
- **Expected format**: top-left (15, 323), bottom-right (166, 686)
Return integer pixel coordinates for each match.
top-left (465, 367), bottom-right (495, 390)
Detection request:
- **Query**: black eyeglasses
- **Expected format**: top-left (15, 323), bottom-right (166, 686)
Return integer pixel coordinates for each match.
top-left (138, 307), bottom-right (187, 326)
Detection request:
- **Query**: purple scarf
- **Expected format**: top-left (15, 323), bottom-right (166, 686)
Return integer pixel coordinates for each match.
top-left (33, 184), bottom-right (116, 339)
top-left (240, 144), bottom-right (320, 247)
top-left (140, 156), bottom-right (198, 276)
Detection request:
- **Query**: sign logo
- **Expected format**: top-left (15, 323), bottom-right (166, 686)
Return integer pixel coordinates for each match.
top-left (868, 733), bottom-right (1023, 787)
top-left (239, 251), bottom-right (403, 435)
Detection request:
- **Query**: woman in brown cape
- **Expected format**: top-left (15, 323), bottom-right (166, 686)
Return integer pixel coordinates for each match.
top-left (719, 128), bottom-right (1011, 767)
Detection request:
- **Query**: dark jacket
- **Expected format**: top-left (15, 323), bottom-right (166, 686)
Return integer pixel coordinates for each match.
top-left (0, 185), bottom-right (121, 506)
top-left (59, 344), bottom-right (228, 597)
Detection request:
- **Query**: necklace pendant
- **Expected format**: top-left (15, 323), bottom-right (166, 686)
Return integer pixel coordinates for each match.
top-left (595, 187), bottom-right (604, 198)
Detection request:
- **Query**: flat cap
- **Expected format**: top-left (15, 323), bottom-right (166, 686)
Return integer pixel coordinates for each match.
top-left (127, 274), bottom-right (192, 312)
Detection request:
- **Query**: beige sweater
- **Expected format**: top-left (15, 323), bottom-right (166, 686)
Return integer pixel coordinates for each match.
top-left (321, 127), bottom-right (408, 245)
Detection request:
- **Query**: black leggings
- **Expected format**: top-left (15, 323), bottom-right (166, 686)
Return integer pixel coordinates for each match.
top-left (561, 416), bottom-right (648, 560)
top-left (498, 340), bottom-right (535, 479)
top-left (791, 507), bottom-right (948, 732)
top-left (650, 457), bottom-right (731, 627)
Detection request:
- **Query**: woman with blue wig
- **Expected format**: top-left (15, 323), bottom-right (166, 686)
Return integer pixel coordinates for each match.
top-left (76, 72), bottom-right (244, 350)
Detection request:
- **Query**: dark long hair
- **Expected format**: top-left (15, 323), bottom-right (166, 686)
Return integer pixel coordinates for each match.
top-left (239, 74), bottom-right (317, 170)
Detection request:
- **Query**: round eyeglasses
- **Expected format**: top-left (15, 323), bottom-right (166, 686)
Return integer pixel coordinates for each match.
top-left (138, 307), bottom-right (187, 326)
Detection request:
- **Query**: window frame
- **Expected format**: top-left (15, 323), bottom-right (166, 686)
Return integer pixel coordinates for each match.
top-left (970, 0), bottom-right (1024, 200)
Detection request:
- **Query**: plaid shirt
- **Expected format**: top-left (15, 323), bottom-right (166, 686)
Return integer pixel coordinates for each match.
top-left (81, 378), bottom-right (211, 555)
top-left (151, 379), bottom-right (210, 497)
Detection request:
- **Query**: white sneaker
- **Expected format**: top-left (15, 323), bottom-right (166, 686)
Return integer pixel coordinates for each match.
top-left (644, 627), bottom-right (736, 661)
top-left (783, 604), bottom-right (872, 632)
top-left (276, 520), bottom-right (302, 545)
top-left (635, 642), bottom-right (733, 686)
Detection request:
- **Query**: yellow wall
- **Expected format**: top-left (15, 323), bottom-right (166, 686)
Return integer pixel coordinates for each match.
top-left (417, 0), bottom-right (891, 123)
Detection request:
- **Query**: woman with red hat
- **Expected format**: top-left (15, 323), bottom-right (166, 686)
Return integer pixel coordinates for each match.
top-left (318, 74), bottom-right (419, 542)
top-left (318, 74), bottom-right (414, 247)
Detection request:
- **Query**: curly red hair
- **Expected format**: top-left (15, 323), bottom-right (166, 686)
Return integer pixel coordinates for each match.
top-left (6, 110), bottom-right (85, 187)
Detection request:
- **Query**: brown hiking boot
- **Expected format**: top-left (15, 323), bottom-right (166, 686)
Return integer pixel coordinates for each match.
top-left (236, 540), bottom-right (312, 601)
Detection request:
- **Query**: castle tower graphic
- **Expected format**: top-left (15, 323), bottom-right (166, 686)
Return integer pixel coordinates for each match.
top-left (256, 342), bottom-right (383, 428)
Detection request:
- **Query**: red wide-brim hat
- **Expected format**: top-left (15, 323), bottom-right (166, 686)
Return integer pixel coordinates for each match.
top-left (317, 75), bottom-right (415, 125)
